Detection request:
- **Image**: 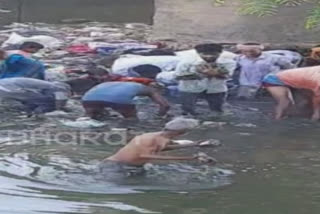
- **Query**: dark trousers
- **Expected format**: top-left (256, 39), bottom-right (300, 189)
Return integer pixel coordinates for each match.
top-left (180, 91), bottom-right (226, 115)
top-left (82, 101), bottom-right (136, 119)
top-left (21, 97), bottom-right (56, 115)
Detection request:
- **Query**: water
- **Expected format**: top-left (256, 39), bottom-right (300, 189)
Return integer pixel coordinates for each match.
top-left (1, 1), bottom-right (320, 213)
top-left (0, 98), bottom-right (320, 214)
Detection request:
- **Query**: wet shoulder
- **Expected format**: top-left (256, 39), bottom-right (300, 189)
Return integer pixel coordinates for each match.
top-left (132, 132), bottom-right (164, 146)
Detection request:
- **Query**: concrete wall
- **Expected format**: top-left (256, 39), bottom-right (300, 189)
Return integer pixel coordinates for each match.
top-left (1, 0), bottom-right (319, 44)
top-left (0, 0), bottom-right (154, 26)
top-left (152, 0), bottom-right (320, 44)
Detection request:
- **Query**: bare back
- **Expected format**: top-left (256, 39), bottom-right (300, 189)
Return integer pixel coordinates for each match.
top-left (106, 132), bottom-right (170, 166)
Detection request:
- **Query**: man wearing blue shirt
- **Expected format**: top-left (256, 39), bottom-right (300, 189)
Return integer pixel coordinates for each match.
top-left (82, 82), bottom-right (170, 119)
top-left (0, 42), bottom-right (45, 80)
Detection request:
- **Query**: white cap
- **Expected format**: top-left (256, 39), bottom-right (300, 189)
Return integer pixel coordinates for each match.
top-left (164, 117), bottom-right (200, 131)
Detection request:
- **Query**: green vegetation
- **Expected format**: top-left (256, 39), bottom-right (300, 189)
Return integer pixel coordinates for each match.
top-left (213, 0), bottom-right (320, 29)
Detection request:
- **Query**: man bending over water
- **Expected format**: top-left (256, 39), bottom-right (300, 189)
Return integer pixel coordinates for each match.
top-left (82, 81), bottom-right (169, 119)
top-left (101, 118), bottom-right (216, 171)
top-left (262, 66), bottom-right (320, 120)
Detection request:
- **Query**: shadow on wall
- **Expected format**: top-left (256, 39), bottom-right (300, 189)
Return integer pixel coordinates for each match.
top-left (0, 0), bottom-right (155, 25)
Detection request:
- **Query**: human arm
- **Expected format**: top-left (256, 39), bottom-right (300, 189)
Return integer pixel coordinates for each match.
top-left (231, 56), bottom-right (242, 85)
top-left (175, 60), bottom-right (203, 80)
top-left (139, 154), bottom-right (196, 161)
top-left (274, 55), bottom-right (295, 70)
top-left (26, 62), bottom-right (45, 80)
top-left (148, 90), bottom-right (170, 116)
top-left (202, 57), bottom-right (238, 78)
top-left (175, 74), bottom-right (203, 80)
top-left (163, 141), bottom-right (200, 151)
top-left (163, 139), bottom-right (222, 151)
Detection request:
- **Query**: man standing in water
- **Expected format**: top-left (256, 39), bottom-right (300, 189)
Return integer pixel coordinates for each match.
top-left (82, 81), bottom-right (170, 119)
top-left (101, 118), bottom-right (216, 172)
top-left (175, 43), bottom-right (235, 116)
top-left (235, 43), bottom-right (294, 99)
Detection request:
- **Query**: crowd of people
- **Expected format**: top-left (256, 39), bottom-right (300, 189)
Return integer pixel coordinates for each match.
top-left (1, 41), bottom-right (320, 168)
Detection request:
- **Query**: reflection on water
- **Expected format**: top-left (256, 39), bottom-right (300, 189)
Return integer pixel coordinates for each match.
top-left (0, 0), bottom-right (154, 25)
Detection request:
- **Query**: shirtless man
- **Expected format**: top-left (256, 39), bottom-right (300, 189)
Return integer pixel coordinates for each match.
top-left (102, 118), bottom-right (217, 168)
top-left (262, 66), bottom-right (320, 120)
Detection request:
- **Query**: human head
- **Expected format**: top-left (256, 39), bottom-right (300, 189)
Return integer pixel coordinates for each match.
top-left (19, 42), bottom-right (44, 53)
top-left (132, 64), bottom-right (162, 79)
top-left (195, 43), bottom-right (223, 63)
top-left (237, 43), bottom-right (264, 59)
top-left (87, 67), bottom-right (113, 82)
top-left (163, 117), bottom-right (200, 137)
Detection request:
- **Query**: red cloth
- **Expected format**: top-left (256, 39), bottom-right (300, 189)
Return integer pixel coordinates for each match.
top-left (117, 77), bottom-right (154, 85)
top-left (74, 74), bottom-right (154, 86)
top-left (67, 45), bottom-right (96, 54)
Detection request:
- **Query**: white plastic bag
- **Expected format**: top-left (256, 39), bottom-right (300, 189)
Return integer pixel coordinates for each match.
top-left (45, 66), bottom-right (68, 82)
top-left (1, 32), bottom-right (62, 49)
top-left (112, 55), bottom-right (180, 76)
top-left (156, 71), bottom-right (177, 85)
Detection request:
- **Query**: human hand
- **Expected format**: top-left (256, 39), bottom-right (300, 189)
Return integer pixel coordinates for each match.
top-left (158, 105), bottom-right (169, 116)
top-left (194, 152), bottom-right (217, 164)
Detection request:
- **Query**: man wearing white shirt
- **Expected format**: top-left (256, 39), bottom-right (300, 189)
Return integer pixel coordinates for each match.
top-left (175, 44), bottom-right (236, 116)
